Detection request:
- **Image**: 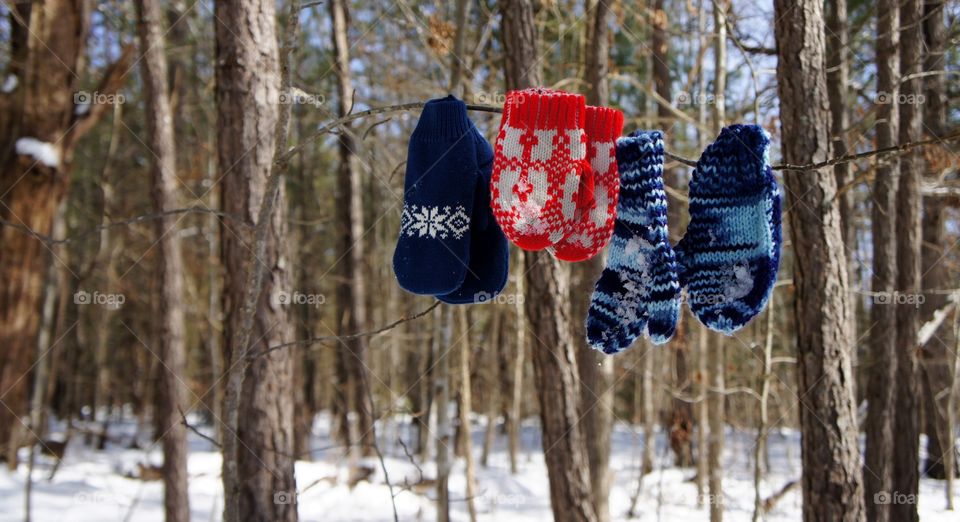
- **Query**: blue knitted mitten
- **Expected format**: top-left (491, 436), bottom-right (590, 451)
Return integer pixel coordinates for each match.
top-left (394, 96), bottom-right (479, 295)
top-left (675, 124), bottom-right (782, 334)
top-left (586, 131), bottom-right (681, 354)
top-left (437, 127), bottom-right (510, 304)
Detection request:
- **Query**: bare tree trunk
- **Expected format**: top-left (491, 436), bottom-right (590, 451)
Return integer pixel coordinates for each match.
top-left (712, 0), bottom-right (727, 129)
top-left (135, 0), bottom-right (189, 519)
top-left (708, 5), bottom-right (727, 520)
top-left (435, 306), bottom-right (453, 522)
top-left (773, 1), bottom-right (865, 520)
top-left (508, 252), bottom-right (526, 474)
top-left (329, 0), bottom-right (375, 459)
top-left (696, 324), bottom-right (709, 507)
top-left (481, 307), bottom-right (502, 467)
top-left (25, 203), bottom-right (64, 521)
top-left (579, 2), bottom-right (614, 519)
top-left (214, 0), bottom-right (297, 519)
top-left (825, 0), bottom-right (857, 300)
top-left (457, 308), bottom-right (478, 522)
top-left (753, 299), bottom-right (775, 522)
top-left (448, 0), bottom-right (471, 95)
top-left (525, 253), bottom-right (598, 522)
top-left (707, 333), bottom-right (724, 522)
top-left (864, 2), bottom-right (900, 519)
top-left (642, 347), bottom-right (655, 476)
top-left (498, 3), bottom-right (596, 519)
top-left (891, 2), bottom-right (922, 521)
top-left (0, 0), bottom-right (129, 467)
top-left (919, 0), bottom-right (956, 481)
top-left (695, 1), bottom-right (710, 507)
top-left (947, 315), bottom-right (959, 509)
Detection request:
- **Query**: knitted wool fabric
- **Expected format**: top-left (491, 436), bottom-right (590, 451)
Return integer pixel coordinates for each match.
top-left (586, 131), bottom-right (681, 354)
top-left (490, 88), bottom-right (591, 251)
top-left (550, 106), bottom-right (624, 262)
top-left (437, 128), bottom-right (510, 304)
top-left (675, 124), bottom-right (782, 334)
top-left (394, 96), bottom-right (479, 295)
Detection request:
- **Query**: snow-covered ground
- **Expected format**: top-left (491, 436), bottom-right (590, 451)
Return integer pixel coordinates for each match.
top-left (1, 413), bottom-right (956, 521)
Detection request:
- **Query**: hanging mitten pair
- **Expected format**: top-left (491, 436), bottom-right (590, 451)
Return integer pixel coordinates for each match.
top-left (586, 125), bottom-right (782, 354)
top-left (489, 88), bottom-right (624, 262)
top-left (393, 96), bottom-right (509, 304)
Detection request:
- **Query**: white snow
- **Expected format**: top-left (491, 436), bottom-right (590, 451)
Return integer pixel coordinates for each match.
top-left (1, 413), bottom-right (956, 521)
top-left (15, 137), bottom-right (60, 169)
top-left (2, 74), bottom-right (17, 93)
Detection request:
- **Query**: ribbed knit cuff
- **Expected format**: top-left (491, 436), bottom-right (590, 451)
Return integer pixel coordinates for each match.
top-left (585, 106), bottom-right (624, 141)
top-left (626, 129), bottom-right (664, 145)
top-left (617, 130), bottom-right (664, 179)
top-left (413, 95), bottom-right (473, 141)
top-left (715, 124), bottom-right (771, 153)
top-left (504, 88), bottom-right (586, 130)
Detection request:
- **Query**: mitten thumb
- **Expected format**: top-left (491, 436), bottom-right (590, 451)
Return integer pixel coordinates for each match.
top-left (575, 160), bottom-right (596, 214)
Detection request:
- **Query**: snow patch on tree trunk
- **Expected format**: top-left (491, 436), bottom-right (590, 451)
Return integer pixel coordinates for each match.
top-left (15, 137), bottom-right (60, 169)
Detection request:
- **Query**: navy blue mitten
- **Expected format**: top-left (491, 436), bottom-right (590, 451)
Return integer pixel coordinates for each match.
top-left (585, 131), bottom-right (681, 354)
top-left (675, 124), bottom-right (782, 334)
top-left (437, 129), bottom-right (510, 304)
top-left (394, 96), bottom-right (479, 295)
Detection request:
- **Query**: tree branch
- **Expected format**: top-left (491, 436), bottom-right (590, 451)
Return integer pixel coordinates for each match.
top-left (248, 300), bottom-right (441, 360)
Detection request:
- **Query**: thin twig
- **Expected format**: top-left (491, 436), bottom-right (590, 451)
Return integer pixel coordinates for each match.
top-left (0, 207), bottom-right (247, 246)
top-left (181, 409), bottom-right (220, 448)
top-left (249, 300), bottom-right (440, 359)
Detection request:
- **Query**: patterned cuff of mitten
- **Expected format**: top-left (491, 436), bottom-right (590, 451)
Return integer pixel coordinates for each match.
top-left (413, 95), bottom-right (473, 141)
top-left (504, 88), bottom-right (586, 130)
top-left (585, 106), bottom-right (624, 141)
top-left (616, 131), bottom-right (664, 179)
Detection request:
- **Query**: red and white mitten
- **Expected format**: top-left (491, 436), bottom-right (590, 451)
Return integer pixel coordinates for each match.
top-left (551, 106), bottom-right (624, 262)
top-left (490, 88), bottom-right (590, 251)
